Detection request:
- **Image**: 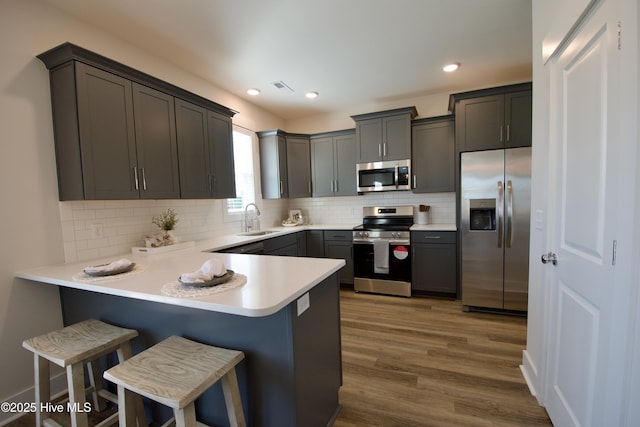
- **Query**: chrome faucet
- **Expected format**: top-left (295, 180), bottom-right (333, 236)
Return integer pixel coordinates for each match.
top-left (244, 203), bottom-right (261, 232)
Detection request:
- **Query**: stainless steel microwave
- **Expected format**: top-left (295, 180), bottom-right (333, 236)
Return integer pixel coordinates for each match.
top-left (357, 159), bottom-right (411, 192)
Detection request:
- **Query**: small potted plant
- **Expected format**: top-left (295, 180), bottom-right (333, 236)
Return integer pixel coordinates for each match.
top-left (151, 208), bottom-right (178, 245)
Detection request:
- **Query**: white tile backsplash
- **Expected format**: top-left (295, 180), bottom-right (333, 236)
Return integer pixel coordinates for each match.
top-left (60, 192), bottom-right (455, 263)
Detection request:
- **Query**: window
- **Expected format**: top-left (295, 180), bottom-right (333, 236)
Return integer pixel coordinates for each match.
top-left (226, 127), bottom-right (255, 215)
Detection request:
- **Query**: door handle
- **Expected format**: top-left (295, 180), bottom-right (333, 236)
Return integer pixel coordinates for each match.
top-left (541, 252), bottom-right (558, 265)
top-left (506, 180), bottom-right (513, 248)
top-left (497, 181), bottom-right (504, 248)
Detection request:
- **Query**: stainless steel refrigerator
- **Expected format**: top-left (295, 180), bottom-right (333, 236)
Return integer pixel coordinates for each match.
top-left (460, 147), bottom-right (531, 311)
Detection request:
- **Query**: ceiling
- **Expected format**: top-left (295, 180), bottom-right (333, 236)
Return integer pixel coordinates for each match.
top-left (38, 0), bottom-right (533, 121)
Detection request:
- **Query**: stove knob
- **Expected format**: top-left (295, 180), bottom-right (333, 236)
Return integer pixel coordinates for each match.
top-left (364, 232), bottom-right (369, 238)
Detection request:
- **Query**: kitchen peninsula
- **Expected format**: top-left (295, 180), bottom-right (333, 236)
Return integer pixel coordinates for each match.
top-left (15, 239), bottom-right (345, 427)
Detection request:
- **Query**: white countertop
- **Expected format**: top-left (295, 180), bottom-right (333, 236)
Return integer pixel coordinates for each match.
top-left (15, 222), bottom-right (455, 318)
top-left (15, 245), bottom-right (344, 318)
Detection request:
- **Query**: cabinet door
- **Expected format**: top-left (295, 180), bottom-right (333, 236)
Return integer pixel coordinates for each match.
top-left (208, 110), bottom-right (236, 198)
top-left (412, 119), bottom-right (455, 193)
top-left (356, 117), bottom-right (383, 162)
top-left (311, 137), bottom-right (335, 197)
top-left (132, 83), bottom-right (180, 199)
top-left (334, 133), bottom-right (357, 196)
top-left (75, 63), bottom-right (138, 199)
top-left (505, 91), bottom-right (532, 148)
top-left (260, 134), bottom-right (288, 199)
top-left (306, 230), bottom-right (325, 257)
top-left (455, 94), bottom-right (505, 152)
top-left (286, 137), bottom-right (311, 198)
top-left (175, 99), bottom-right (211, 198)
top-left (324, 241), bottom-right (354, 284)
top-left (412, 243), bottom-right (457, 294)
top-left (383, 114), bottom-right (412, 160)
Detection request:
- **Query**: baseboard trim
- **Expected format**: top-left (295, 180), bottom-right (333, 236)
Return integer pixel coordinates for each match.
top-left (0, 372), bottom-right (67, 426)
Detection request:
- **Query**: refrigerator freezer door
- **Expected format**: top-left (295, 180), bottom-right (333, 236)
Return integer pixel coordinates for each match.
top-left (503, 147), bottom-right (531, 310)
top-left (460, 150), bottom-right (505, 309)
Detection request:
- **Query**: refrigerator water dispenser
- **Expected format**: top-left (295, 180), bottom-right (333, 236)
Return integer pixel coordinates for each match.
top-left (469, 199), bottom-right (496, 230)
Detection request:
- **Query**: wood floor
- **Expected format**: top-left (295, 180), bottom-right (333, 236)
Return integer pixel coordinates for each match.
top-left (8, 289), bottom-right (551, 427)
top-left (334, 290), bottom-right (552, 427)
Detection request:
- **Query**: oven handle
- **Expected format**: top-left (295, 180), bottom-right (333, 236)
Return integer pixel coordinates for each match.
top-left (353, 238), bottom-right (411, 245)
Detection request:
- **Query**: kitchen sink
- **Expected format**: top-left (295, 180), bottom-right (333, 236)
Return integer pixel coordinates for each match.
top-left (237, 230), bottom-right (276, 236)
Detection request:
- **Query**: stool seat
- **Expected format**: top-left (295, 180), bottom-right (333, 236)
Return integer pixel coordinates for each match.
top-left (23, 319), bottom-right (146, 427)
top-left (104, 336), bottom-right (245, 427)
top-left (23, 319), bottom-right (138, 367)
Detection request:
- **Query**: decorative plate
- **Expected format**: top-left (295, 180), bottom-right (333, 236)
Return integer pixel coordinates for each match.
top-left (83, 263), bottom-right (136, 277)
top-left (178, 269), bottom-right (234, 288)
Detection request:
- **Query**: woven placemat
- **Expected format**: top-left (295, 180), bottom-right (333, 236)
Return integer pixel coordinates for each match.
top-left (160, 273), bottom-right (247, 298)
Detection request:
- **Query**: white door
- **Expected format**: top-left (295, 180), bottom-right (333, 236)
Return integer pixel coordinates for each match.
top-left (543, 0), bottom-right (626, 426)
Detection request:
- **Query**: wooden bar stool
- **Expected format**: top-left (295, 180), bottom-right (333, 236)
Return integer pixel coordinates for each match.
top-left (103, 335), bottom-right (246, 427)
top-left (22, 319), bottom-right (147, 427)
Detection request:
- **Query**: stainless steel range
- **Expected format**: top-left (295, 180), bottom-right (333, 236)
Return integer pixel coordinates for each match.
top-left (353, 206), bottom-right (414, 297)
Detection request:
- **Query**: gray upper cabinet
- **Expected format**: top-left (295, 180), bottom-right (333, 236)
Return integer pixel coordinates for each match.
top-left (351, 107), bottom-right (417, 163)
top-left (310, 130), bottom-right (357, 197)
top-left (175, 99), bottom-right (210, 198)
top-left (132, 83), bottom-right (181, 199)
top-left (74, 63), bottom-right (139, 200)
top-left (37, 42), bottom-right (236, 201)
top-left (411, 116), bottom-right (455, 193)
top-left (176, 100), bottom-right (236, 199)
top-left (450, 83), bottom-right (532, 152)
top-left (285, 136), bottom-right (312, 198)
top-left (258, 131), bottom-right (289, 199)
top-left (258, 130), bottom-right (312, 199)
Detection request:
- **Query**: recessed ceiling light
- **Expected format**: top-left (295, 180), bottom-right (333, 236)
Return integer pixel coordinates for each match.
top-left (247, 88), bottom-right (261, 96)
top-left (305, 91), bottom-right (319, 99)
top-left (443, 63), bottom-right (460, 72)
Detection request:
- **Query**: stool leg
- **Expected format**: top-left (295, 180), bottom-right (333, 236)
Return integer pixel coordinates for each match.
top-left (174, 402), bottom-right (197, 427)
top-left (34, 354), bottom-right (50, 427)
top-left (116, 341), bottom-right (148, 427)
top-left (220, 368), bottom-right (246, 427)
top-left (116, 384), bottom-right (138, 427)
top-left (66, 363), bottom-right (89, 427)
top-left (86, 359), bottom-right (107, 411)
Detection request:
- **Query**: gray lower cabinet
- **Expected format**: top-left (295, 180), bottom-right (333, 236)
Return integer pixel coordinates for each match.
top-left (306, 230), bottom-right (325, 257)
top-left (411, 116), bottom-right (455, 193)
top-left (351, 107), bottom-right (417, 163)
top-left (175, 99), bottom-right (236, 199)
top-left (411, 231), bottom-right (457, 295)
top-left (263, 233), bottom-right (299, 256)
top-left (38, 42), bottom-right (236, 201)
top-left (310, 130), bottom-right (357, 197)
top-left (323, 230), bottom-right (354, 285)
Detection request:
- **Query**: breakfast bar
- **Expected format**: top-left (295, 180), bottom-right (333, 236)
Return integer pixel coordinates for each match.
top-left (16, 247), bottom-right (345, 427)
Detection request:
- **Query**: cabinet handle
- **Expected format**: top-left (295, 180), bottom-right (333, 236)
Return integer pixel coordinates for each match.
top-left (133, 167), bottom-right (139, 190)
top-left (280, 180), bottom-right (283, 195)
top-left (413, 175), bottom-right (417, 188)
top-left (141, 168), bottom-right (147, 191)
top-left (506, 124), bottom-right (510, 142)
top-left (330, 180), bottom-right (334, 192)
top-left (212, 175), bottom-right (217, 192)
top-left (424, 236), bottom-right (441, 239)
top-left (308, 181), bottom-right (311, 194)
top-left (335, 180), bottom-right (339, 193)
top-left (378, 143), bottom-right (382, 157)
top-left (500, 125), bottom-right (503, 142)
top-left (383, 142), bottom-right (387, 157)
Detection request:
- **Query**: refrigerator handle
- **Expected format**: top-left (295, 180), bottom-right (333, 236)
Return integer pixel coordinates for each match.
top-left (506, 180), bottom-right (513, 248)
top-left (497, 181), bottom-right (504, 248)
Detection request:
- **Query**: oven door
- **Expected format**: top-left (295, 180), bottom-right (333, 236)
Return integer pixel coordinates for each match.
top-left (353, 240), bottom-right (412, 283)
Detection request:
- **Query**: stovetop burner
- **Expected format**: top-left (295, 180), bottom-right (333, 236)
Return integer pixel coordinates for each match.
top-left (353, 206), bottom-right (414, 241)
